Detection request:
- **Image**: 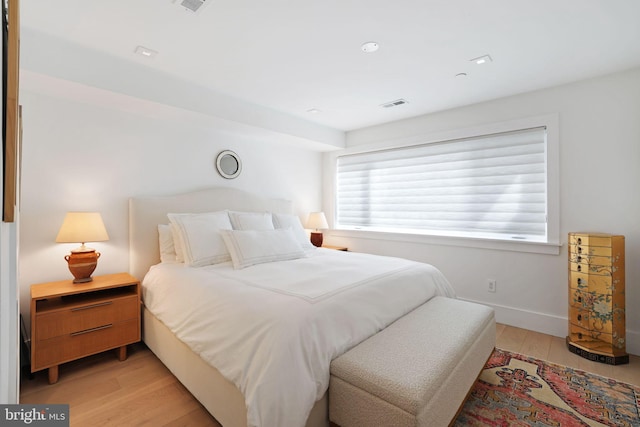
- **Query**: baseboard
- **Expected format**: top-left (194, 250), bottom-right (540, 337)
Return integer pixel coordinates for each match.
top-left (461, 298), bottom-right (639, 357)
top-left (628, 330), bottom-right (640, 356)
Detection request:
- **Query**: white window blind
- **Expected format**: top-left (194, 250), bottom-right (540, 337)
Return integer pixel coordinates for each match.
top-left (336, 127), bottom-right (548, 241)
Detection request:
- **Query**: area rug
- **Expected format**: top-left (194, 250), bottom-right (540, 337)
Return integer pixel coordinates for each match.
top-left (453, 349), bottom-right (640, 427)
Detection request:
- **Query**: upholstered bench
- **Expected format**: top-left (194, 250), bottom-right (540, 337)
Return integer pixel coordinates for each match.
top-left (329, 296), bottom-right (495, 427)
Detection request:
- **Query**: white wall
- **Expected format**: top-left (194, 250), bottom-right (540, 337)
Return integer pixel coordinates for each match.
top-left (324, 67), bottom-right (640, 354)
top-left (18, 80), bottom-right (326, 328)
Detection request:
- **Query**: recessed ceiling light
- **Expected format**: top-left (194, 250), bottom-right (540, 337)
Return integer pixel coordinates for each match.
top-left (361, 42), bottom-right (379, 53)
top-left (134, 45), bottom-right (158, 58)
top-left (470, 54), bottom-right (492, 65)
top-left (306, 108), bottom-right (321, 114)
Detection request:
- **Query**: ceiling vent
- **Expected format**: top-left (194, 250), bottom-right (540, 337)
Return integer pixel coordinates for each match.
top-left (381, 99), bottom-right (408, 108)
top-left (174, 0), bottom-right (208, 13)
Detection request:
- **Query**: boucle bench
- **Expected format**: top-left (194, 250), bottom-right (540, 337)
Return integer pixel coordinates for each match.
top-left (329, 296), bottom-right (495, 427)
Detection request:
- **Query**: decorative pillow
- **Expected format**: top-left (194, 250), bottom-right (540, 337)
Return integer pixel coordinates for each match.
top-left (167, 211), bottom-right (233, 267)
top-left (272, 213), bottom-right (314, 249)
top-left (221, 228), bottom-right (306, 269)
top-left (229, 211), bottom-right (274, 231)
top-left (158, 224), bottom-right (177, 263)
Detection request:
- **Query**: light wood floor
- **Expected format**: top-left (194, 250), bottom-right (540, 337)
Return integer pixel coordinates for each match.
top-left (20, 324), bottom-right (640, 426)
top-left (20, 342), bottom-right (221, 427)
top-left (494, 323), bottom-right (640, 386)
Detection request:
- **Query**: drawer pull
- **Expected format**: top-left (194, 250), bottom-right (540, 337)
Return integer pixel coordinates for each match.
top-left (577, 314), bottom-right (582, 321)
top-left (577, 278), bottom-right (583, 285)
top-left (577, 265), bottom-right (582, 272)
top-left (578, 333), bottom-right (583, 339)
top-left (71, 301), bottom-right (113, 312)
top-left (577, 296), bottom-right (582, 303)
top-left (70, 324), bottom-right (113, 336)
top-left (577, 256), bottom-right (582, 263)
top-left (577, 238), bottom-right (582, 244)
top-left (577, 246), bottom-right (582, 254)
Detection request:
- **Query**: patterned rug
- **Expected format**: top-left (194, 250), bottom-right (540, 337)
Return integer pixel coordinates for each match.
top-left (453, 349), bottom-right (640, 427)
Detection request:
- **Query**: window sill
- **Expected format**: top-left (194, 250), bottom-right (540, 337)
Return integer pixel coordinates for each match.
top-left (327, 229), bottom-right (562, 255)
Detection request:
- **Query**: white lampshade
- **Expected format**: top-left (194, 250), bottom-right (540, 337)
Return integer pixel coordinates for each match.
top-left (56, 212), bottom-right (109, 246)
top-left (306, 212), bottom-right (328, 231)
top-left (56, 212), bottom-right (109, 283)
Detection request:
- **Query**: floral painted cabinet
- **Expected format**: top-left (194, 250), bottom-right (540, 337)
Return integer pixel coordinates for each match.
top-left (566, 232), bottom-right (627, 365)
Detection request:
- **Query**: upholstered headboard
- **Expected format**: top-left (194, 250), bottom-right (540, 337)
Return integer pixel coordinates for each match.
top-left (129, 187), bottom-right (293, 280)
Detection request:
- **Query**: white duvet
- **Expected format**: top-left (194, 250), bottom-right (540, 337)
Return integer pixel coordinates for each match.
top-left (142, 248), bottom-right (455, 427)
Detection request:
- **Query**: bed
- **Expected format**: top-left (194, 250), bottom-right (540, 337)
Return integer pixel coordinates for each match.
top-left (129, 187), bottom-right (458, 427)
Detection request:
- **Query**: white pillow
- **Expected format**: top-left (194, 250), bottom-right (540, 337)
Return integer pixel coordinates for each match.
top-left (167, 211), bottom-right (233, 267)
top-left (221, 228), bottom-right (306, 269)
top-left (170, 223), bottom-right (185, 263)
top-left (229, 211), bottom-right (274, 231)
top-left (157, 224), bottom-right (177, 263)
top-left (272, 213), bottom-right (314, 249)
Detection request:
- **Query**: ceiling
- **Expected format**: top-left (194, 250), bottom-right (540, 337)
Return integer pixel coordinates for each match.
top-left (20, 0), bottom-right (640, 132)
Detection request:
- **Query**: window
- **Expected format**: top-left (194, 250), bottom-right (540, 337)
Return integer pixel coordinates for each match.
top-left (336, 127), bottom-right (549, 242)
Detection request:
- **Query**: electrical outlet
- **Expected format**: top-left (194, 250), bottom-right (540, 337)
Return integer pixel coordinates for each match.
top-left (488, 279), bottom-right (497, 293)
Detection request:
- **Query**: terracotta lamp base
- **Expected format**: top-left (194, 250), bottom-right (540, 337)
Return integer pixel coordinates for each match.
top-left (310, 232), bottom-right (323, 247)
top-left (65, 250), bottom-right (101, 284)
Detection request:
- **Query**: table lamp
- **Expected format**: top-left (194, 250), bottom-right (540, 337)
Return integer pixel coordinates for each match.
top-left (55, 212), bottom-right (109, 283)
top-left (306, 212), bottom-right (328, 247)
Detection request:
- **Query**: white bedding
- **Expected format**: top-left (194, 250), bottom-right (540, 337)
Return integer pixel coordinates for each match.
top-left (142, 248), bottom-right (455, 427)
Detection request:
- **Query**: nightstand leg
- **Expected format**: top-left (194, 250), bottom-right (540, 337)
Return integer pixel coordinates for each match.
top-left (118, 345), bottom-right (127, 361)
top-left (48, 366), bottom-right (59, 384)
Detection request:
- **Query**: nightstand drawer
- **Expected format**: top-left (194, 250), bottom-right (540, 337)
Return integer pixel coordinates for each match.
top-left (35, 294), bottom-right (139, 340)
top-left (569, 305), bottom-right (590, 329)
top-left (568, 324), bottom-right (611, 343)
top-left (569, 288), bottom-right (588, 308)
top-left (569, 271), bottom-right (589, 290)
top-left (32, 318), bottom-right (139, 370)
top-left (569, 261), bottom-right (612, 276)
top-left (569, 244), bottom-right (612, 257)
top-left (568, 326), bottom-right (616, 355)
top-left (569, 271), bottom-right (612, 294)
top-left (568, 253), bottom-right (612, 267)
top-left (568, 324), bottom-right (596, 343)
top-left (568, 234), bottom-right (611, 247)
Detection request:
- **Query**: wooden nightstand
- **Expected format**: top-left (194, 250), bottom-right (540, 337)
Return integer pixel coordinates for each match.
top-left (322, 245), bottom-right (348, 251)
top-left (30, 272), bottom-right (141, 384)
